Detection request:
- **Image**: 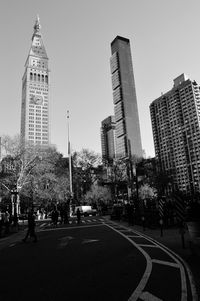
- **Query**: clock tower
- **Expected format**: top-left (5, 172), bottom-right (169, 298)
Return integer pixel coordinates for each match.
top-left (20, 16), bottom-right (50, 148)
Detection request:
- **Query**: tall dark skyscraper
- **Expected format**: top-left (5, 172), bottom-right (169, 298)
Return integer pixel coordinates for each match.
top-left (20, 16), bottom-right (50, 148)
top-left (110, 36), bottom-right (142, 159)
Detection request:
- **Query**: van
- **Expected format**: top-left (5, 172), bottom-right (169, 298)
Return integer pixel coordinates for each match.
top-left (74, 206), bottom-right (97, 217)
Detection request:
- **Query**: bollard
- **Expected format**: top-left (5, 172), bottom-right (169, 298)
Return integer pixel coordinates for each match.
top-left (179, 221), bottom-right (186, 249)
top-left (142, 216), bottom-right (145, 231)
top-left (159, 218), bottom-right (164, 237)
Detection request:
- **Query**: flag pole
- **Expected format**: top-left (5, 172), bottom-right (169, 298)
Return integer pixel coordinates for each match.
top-left (67, 110), bottom-right (73, 199)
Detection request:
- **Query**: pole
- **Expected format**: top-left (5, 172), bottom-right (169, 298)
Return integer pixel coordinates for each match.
top-left (67, 111), bottom-right (73, 198)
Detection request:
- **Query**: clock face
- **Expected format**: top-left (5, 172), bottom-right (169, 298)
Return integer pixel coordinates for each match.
top-left (29, 94), bottom-right (43, 105)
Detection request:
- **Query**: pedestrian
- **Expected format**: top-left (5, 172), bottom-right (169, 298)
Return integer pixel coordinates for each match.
top-left (13, 212), bottom-right (19, 232)
top-left (63, 210), bottom-right (69, 224)
top-left (4, 210), bottom-right (10, 234)
top-left (22, 209), bottom-right (37, 243)
top-left (76, 208), bottom-right (81, 224)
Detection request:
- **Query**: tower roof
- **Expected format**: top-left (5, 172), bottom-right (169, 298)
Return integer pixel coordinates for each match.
top-left (111, 36), bottom-right (130, 46)
top-left (25, 16), bottom-right (48, 64)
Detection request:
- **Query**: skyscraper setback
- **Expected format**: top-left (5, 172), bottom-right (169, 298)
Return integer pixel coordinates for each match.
top-left (150, 74), bottom-right (200, 194)
top-left (20, 16), bottom-right (50, 148)
top-left (110, 36), bottom-right (142, 159)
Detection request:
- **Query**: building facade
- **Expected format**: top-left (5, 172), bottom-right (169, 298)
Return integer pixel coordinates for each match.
top-left (20, 16), bottom-right (50, 148)
top-left (150, 74), bottom-right (200, 194)
top-left (101, 115), bottom-right (116, 164)
top-left (110, 36), bottom-right (142, 159)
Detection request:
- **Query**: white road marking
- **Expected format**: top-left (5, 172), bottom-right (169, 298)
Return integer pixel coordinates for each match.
top-left (9, 243), bottom-right (16, 247)
top-left (107, 221), bottom-right (189, 301)
top-left (38, 224), bottom-right (104, 232)
top-left (152, 259), bottom-right (179, 268)
top-left (105, 223), bottom-right (152, 301)
top-left (140, 291), bottom-right (163, 301)
top-left (128, 235), bottom-right (141, 238)
top-left (138, 244), bottom-right (158, 248)
top-left (39, 223), bottom-right (46, 228)
top-left (82, 239), bottom-right (99, 244)
top-left (58, 236), bottom-right (74, 249)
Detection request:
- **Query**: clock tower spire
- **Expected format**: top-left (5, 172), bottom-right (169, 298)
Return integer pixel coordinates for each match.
top-left (33, 15), bottom-right (41, 38)
top-left (20, 17), bottom-right (50, 149)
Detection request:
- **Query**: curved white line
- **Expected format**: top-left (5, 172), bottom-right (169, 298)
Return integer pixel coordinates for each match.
top-left (114, 223), bottom-right (188, 301)
top-left (132, 229), bottom-right (198, 301)
top-left (105, 223), bottom-right (153, 301)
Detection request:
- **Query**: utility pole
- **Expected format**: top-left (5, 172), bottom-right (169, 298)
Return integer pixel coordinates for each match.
top-left (67, 110), bottom-right (73, 199)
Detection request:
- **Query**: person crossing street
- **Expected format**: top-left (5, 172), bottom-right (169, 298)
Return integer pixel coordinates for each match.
top-left (22, 209), bottom-right (37, 243)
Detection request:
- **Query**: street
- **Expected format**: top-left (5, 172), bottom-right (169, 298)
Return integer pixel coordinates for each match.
top-left (0, 216), bottom-right (197, 301)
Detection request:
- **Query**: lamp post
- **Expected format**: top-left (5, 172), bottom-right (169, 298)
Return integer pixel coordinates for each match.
top-left (67, 110), bottom-right (73, 201)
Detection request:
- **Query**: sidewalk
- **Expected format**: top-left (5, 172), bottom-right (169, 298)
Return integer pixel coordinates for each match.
top-left (107, 217), bottom-right (200, 298)
top-left (0, 223), bottom-right (27, 250)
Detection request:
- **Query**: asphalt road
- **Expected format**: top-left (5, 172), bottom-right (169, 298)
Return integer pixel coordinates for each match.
top-left (0, 217), bottom-right (197, 301)
top-left (0, 218), bottom-right (145, 301)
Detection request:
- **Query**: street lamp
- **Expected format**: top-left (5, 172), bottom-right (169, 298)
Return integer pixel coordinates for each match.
top-left (67, 110), bottom-right (73, 200)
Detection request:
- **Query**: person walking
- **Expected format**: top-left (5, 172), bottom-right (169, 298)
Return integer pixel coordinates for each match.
top-left (22, 209), bottom-right (37, 243)
top-left (4, 210), bottom-right (10, 234)
top-left (76, 208), bottom-right (81, 224)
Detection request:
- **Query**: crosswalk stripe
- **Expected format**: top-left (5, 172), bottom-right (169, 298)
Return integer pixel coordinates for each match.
top-left (37, 218), bottom-right (103, 229)
top-left (140, 291), bottom-right (163, 301)
top-left (138, 244), bottom-right (158, 248)
top-left (39, 223), bottom-right (46, 228)
top-left (128, 235), bottom-right (141, 238)
top-left (152, 259), bottom-right (179, 268)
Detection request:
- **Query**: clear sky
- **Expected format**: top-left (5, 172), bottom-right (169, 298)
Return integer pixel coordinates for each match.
top-left (1, 0), bottom-right (200, 158)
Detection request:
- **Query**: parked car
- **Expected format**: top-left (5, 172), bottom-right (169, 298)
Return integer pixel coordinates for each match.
top-left (74, 206), bottom-right (97, 217)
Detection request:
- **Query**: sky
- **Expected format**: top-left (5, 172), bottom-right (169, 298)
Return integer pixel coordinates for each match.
top-left (1, 0), bottom-right (200, 158)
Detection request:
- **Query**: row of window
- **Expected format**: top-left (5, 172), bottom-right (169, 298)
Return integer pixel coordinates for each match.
top-left (30, 73), bottom-right (48, 83)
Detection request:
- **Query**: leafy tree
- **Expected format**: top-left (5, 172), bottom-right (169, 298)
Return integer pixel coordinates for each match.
top-left (139, 184), bottom-right (157, 200)
top-left (0, 135), bottom-right (71, 210)
top-left (85, 184), bottom-right (112, 207)
top-left (72, 149), bottom-right (102, 200)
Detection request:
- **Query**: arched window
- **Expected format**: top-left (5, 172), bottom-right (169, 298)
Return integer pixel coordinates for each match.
top-left (42, 75), bottom-right (44, 82)
top-left (30, 73), bottom-right (33, 80)
top-left (34, 73), bottom-right (37, 81)
top-left (38, 74), bottom-right (40, 81)
top-left (45, 75), bottom-right (48, 84)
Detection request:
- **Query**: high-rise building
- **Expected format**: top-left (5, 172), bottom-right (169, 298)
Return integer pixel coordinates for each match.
top-left (101, 115), bottom-right (116, 163)
top-left (20, 16), bottom-right (50, 148)
top-left (110, 36), bottom-right (142, 159)
top-left (150, 74), bottom-right (200, 194)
